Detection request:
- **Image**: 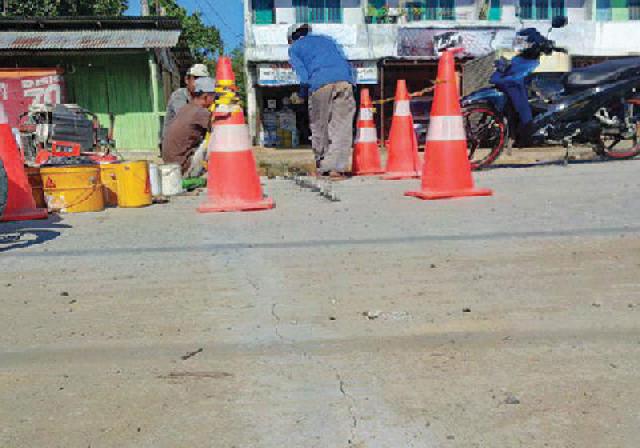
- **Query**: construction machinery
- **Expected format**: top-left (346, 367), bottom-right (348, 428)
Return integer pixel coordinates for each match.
top-left (18, 104), bottom-right (116, 165)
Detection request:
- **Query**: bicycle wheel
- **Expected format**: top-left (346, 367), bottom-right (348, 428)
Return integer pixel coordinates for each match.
top-left (463, 103), bottom-right (508, 170)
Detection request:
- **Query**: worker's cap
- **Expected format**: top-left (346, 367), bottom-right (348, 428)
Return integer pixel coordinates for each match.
top-left (187, 63), bottom-right (210, 78)
top-left (193, 77), bottom-right (216, 94)
top-left (287, 24), bottom-right (312, 43)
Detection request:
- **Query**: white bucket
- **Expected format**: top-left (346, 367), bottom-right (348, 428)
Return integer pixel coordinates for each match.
top-left (159, 163), bottom-right (184, 196)
top-left (148, 163), bottom-right (162, 196)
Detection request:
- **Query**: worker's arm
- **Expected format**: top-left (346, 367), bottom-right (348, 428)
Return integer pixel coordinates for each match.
top-left (289, 46), bottom-right (310, 98)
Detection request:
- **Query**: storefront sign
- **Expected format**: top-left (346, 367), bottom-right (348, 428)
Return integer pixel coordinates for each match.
top-left (397, 27), bottom-right (516, 58)
top-left (258, 61), bottom-right (378, 86)
top-left (0, 69), bottom-right (66, 131)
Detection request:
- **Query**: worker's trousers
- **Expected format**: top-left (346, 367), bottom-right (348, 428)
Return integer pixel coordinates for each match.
top-left (309, 81), bottom-right (356, 174)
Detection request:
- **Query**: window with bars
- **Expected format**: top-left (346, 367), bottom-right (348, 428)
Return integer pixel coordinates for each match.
top-left (595, 0), bottom-right (612, 20)
top-left (488, 0), bottom-right (502, 20)
top-left (630, 0), bottom-right (640, 19)
top-left (405, 0), bottom-right (455, 21)
top-left (294, 0), bottom-right (343, 23)
top-left (252, 0), bottom-right (274, 23)
top-left (519, 0), bottom-right (565, 19)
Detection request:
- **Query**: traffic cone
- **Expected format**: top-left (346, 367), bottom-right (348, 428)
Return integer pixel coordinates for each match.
top-left (382, 80), bottom-right (421, 180)
top-left (0, 103), bottom-right (48, 222)
top-left (352, 88), bottom-right (382, 175)
top-left (197, 104), bottom-right (275, 213)
top-left (405, 50), bottom-right (492, 200)
top-left (216, 56), bottom-right (235, 88)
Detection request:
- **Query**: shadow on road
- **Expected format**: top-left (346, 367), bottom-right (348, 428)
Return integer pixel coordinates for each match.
top-left (0, 214), bottom-right (70, 253)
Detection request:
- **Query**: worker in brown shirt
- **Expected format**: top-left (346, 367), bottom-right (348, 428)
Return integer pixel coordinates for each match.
top-left (161, 77), bottom-right (216, 177)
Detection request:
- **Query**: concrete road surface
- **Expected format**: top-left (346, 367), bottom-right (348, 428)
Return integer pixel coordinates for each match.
top-left (1, 160), bottom-right (640, 447)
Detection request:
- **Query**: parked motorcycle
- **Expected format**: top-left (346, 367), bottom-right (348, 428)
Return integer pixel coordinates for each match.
top-left (460, 17), bottom-right (640, 169)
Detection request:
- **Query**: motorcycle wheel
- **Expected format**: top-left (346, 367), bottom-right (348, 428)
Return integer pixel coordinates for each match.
top-left (463, 103), bottom-right (508, 170)
top-left (600, 131), bottom-right (640, 160)
top-left (0, 158), bottom-right (7, 218)
top-left (599, 101), bottom-right (640, 160)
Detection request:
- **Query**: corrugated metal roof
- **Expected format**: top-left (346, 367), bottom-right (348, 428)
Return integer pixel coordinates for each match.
top-left (0, 17), bottom-right (181, 31)
top-left (0, 30), bottom-right (181, 49)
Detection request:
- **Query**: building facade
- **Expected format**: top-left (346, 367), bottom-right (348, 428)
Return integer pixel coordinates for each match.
top-left (0, 17), bottom-right (183, 152)
top-left (244, 0), bottom-right (640, 145)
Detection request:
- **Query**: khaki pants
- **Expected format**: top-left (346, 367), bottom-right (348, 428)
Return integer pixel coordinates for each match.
top-left (309, 81), bottom-right (356, 173)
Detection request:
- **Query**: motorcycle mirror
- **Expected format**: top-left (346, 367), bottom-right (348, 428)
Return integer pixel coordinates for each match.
top-left (551, 16), bottom-right (568, 28)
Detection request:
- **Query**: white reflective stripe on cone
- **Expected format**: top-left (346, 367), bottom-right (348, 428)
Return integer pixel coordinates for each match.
top-left (215, 103), bottom-right (237, 114)
top-left (394, 100), bottom-right (411, 117)
top-left (359, 108), bottom-right (374, 121)
top-left (209, 124), bottom-right (252, 153)
top-left (0, 103), bottom-right (7, 124)
top-left (427, 115), bottom-right (466, 141)
top-left (356, 127), bottom-right (377, 143)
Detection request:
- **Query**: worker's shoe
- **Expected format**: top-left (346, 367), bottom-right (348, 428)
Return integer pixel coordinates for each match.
top-left (328, 170), bottom-right (349, 181)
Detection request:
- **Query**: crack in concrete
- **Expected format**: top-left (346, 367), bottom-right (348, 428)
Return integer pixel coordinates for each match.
top-left (335, 370), bottom-right (359, 446)
top-left (270, 303), bottom-right (284, 341)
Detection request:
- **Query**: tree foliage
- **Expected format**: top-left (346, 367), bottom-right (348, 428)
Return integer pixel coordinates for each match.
top-left (152, 0), bottom-right (223, 67)
top-left (6, 0), bottom-right (128, 16)
top-left (230, 47), bottom-right (246, 106)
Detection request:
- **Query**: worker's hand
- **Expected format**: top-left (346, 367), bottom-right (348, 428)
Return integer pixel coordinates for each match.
top-left (290, 92), bottom-right (304, 104)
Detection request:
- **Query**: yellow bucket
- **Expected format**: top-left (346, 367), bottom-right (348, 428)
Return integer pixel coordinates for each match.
top-left (41, 165), bottom-right (105, 213)
top-left (99, 162), bottom-right (120, 207)
top-left (26, 166), bottom-right (47, 209)
top-left (116, 161), bottom-right (152, 208)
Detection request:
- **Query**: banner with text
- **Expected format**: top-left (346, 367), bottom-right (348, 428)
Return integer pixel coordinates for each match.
top-left (258, 61), bottom-right (378, 86)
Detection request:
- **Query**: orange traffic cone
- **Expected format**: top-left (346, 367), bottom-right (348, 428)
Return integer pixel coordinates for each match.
top-left (197, 104), bottom-right (275, 213)
top-left (0, 103), bottom-right (47, 222)
top-left (406, 50), bottom-right (492, 200)
top-left (216, 56), bottom-right (235, 87)
top-left (352, 88), bottom-right (382, 175)
top-left (382, 80), bottom-right (421, 180)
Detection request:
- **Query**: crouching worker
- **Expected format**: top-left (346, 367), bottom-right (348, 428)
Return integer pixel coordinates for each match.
top-left (162, 77), bottom-right (216, 177)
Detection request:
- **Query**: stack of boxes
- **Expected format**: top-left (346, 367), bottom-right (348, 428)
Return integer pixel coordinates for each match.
top-left (260, 98), bottom-right (299, 148)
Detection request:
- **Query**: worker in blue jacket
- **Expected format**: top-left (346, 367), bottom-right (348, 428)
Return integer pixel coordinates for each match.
top-left (288, 24), bottom-right (356, 180)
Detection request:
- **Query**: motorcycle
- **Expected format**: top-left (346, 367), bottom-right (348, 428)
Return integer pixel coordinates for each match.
top-left (460, 17), bottom-right (640, 169)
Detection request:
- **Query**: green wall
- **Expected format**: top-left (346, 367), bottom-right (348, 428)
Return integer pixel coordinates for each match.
top-left (0, 51), bottom-right (166, 152)
top-left (64, 53), bottom-right (165, 152)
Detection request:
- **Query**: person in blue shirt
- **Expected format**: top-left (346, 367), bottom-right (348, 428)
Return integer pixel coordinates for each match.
top-left (288, 24), bottom-right (356, 180)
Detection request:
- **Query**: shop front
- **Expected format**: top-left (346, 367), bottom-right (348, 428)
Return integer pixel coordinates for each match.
top-left (251, 60), bottom-right (378, 148)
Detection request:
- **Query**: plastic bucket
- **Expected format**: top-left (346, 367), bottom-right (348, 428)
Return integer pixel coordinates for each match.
top-left (148, 163), bottom-right (162, 196)
top-left (40, 165), bottom-right (105, 213)
top-left (99, 162), bottom-right (120, 207)
top-left (26, 166), bottom-right (46, 209)
top-left (159, 163), bottom-right (184, 196)
top-left (116, 161), bottom-right (152, 208)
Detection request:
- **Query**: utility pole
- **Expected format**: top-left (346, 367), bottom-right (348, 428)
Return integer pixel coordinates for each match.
top-left (3, 0), bottom-right (8, 16)
top-left (140, 0), bottom-right (150, 16)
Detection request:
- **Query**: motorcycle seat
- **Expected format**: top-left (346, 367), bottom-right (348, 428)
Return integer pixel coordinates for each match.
top-left (565, 57), bottom-right (640, 89)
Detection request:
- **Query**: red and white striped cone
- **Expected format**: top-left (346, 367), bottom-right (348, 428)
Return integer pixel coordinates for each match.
top-left (0, 102), bottom-right (47, 222)
top-left (197, 104), bottom-right (275, 213)
top-left (381, 80), bottom-right (421, 180)
top-left (352, 88), bottom-right (382, 175)
top-left (405, 50), bottom-right (492, 200)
